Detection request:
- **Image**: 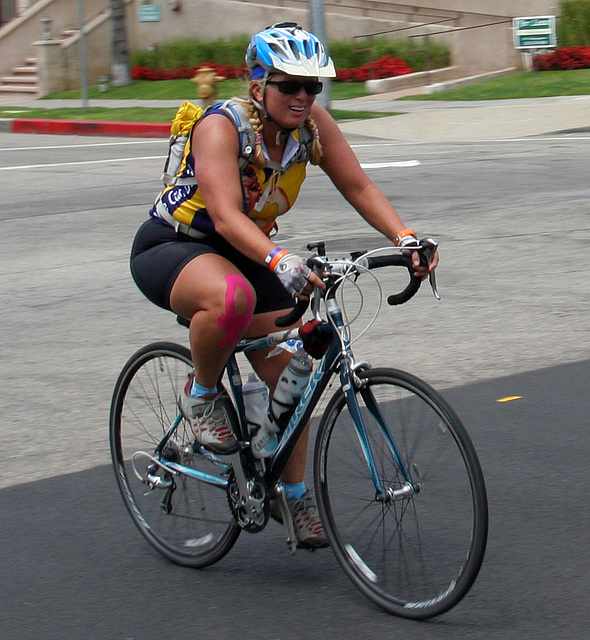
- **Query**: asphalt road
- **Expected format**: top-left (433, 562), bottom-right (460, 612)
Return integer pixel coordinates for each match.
top-left (1, 130), bottom-right (590, 639)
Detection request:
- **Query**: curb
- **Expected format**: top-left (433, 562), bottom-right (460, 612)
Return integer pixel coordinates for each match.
top-left (1, 118), bottom-right (170, 138)
top-left (422, 68), bottom-right (517, 95)
top-left (548, 125), bottom-right (590, 135)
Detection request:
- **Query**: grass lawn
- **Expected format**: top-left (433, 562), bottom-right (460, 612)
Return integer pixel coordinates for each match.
top-left (0, 79), bottom-right (392, 122)
top-left (38, 78), bottom-right (370, 101)
top-left (403, 69), bottom-right (590, 100)
top-left (2, 69), bottom-right (590, 122)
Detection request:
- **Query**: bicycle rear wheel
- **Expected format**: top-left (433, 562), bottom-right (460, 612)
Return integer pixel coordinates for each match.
top-left (314, 368), bottom-right (488, 619)
top-left (110, 342), bottom-right (240, 567)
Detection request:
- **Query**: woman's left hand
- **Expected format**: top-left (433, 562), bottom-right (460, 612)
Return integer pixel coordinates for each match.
top-left (412, 250), bottom-right (439, 281)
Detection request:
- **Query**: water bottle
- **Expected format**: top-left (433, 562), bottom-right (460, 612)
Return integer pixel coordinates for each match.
top-left (268, 352), bottom-right (312, 433)
top-left (242, 374), bottom-right (278, 459)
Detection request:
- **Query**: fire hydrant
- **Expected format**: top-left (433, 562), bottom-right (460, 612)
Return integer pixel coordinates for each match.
top-left (191, 67), bottom-right (225, 107)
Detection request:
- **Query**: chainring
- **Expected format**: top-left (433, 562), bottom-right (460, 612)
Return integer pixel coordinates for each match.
top-left (226, 470), bottom-right (269, 533)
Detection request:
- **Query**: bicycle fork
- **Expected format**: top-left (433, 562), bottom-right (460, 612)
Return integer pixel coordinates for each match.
top-left (343, 369), bottom-right (419, 502)
top-left (326, 293), bottom-right (418, 502)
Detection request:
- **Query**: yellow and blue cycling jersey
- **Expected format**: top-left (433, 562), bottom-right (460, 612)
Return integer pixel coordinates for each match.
top-left (150, 100), bottom-right (310, 237)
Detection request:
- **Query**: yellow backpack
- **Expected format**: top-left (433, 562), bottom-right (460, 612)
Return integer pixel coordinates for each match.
top-left (161, 101), bottom-right (205, 186)
top-left (161, 99), bottom-right (260, 187)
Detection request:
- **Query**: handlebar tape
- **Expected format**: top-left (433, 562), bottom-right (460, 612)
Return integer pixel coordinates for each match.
top-left (364, 254), bottom-right (422, 306)
top-left (274, 244), bottom-right (430, 327)
top-left (274, 298), bottom-right (310, 328)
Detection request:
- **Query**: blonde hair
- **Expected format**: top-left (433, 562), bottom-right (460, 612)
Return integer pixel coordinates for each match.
top-left (237, 90), bottom-right (324, 167)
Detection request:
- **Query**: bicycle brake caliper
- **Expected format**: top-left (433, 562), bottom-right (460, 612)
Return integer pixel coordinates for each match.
top-left (351, 361), bottom-right (371, 388)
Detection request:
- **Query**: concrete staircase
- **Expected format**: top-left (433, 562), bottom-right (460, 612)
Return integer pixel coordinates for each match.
top-left (0, 57), bottom-right (39, 99)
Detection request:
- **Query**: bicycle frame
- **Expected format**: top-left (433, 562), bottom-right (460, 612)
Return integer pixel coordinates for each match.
top-left (233, 337), bottom-right (339, 489)
top-left (157, 283), bottom-right (415, 502)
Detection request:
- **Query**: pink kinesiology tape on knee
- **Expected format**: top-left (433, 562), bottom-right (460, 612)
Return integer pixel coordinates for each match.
top-left (217, 274), bottom-right (255, 347)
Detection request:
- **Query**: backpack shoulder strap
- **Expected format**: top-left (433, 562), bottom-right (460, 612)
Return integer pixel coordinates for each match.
top-left (297, 122), bottom-right (313, 148)
top-left (207, 99), bottom-right (256, 170)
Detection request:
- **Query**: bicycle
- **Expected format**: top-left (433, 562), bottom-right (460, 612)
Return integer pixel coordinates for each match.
top-left (109, 238), bottom-right (488, 620)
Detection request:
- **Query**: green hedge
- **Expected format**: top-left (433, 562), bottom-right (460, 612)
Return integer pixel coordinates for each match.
top-left (558, 0), bottom-right (590, 46)
top-left (132, 36), bottom-right (251, 69)
top-left (330, 37), bottom-right (450, 72)
top-left (131, 36), bottom-right (451, 73)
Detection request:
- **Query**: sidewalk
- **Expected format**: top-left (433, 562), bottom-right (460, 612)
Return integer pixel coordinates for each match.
top-left (0, 94), bottom-right (589, 141)
top-left (337, 94), bottom-right (590, 142)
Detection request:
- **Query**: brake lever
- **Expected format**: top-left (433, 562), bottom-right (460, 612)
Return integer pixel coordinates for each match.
top-left (306, 255), bottom-right (328, 319)
top-left (419, 238), bottom-right (441, 300)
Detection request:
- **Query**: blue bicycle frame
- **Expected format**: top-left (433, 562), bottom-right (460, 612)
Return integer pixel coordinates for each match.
top-left (157, 289), bottom-right (415, 500)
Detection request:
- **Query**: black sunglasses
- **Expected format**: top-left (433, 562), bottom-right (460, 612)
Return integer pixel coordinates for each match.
top-left (266, 79), bottom-right (323, 95)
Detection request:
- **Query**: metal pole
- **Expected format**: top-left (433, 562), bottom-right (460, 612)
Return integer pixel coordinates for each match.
top-left (308, 0), bottom-right (331, 109)
top-left (77, 0), bottom-right (89, 108)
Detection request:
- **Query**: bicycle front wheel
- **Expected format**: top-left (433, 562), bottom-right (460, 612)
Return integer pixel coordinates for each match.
top-left (314, 368), bottom-right (488, 619)
top-left (110, 342), bottom-right (240, 568)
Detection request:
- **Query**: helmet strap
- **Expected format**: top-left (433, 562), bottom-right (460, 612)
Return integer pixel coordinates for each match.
top-left (253, 75), bottom-right (296, 144)
top-left (275, 129), bottom-right (291, 146)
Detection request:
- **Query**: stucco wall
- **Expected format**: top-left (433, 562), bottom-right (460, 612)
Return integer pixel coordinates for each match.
top-left (126, 0), bottom-right (560, 74)
top-left (0, 0), bottom-right (106, 79)
top-left (127, 0), bottom-right (560, 47)
top-left (128, 0), bottom-right (408, 49)
top-left (61, 12), bottom-right (113, 89)
top-left (0, 0), bottom-right (563, 94)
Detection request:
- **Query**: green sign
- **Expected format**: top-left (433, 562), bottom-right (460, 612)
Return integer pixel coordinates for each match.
top-left (138, 4), bottom-right (161, 22)
top-left (513, 16), bottom-right (556, 49)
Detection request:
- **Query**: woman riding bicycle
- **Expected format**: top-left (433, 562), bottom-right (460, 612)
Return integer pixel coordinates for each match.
top-left (130, 22), bottom-right (437, 549)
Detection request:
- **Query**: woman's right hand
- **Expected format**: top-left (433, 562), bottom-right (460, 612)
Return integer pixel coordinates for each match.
top-left (272, 252), bottom-right (324, 298)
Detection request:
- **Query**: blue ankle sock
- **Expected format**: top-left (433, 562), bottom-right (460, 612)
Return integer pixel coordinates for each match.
top-left (282, 482), bottom-right (306, 501)
top-left (190, 379), bottom-right (217, 399)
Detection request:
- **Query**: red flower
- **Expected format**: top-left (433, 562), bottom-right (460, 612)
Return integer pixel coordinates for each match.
top-left (335, 56), bottom-right (413, 82)
top-left (131, 56), bottom-right (413, 83)
top-left (533, 46), bottom-right (590, 71)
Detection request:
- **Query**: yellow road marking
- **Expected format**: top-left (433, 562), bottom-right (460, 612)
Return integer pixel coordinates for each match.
top-left (497, 395), bottom-right (523, 403)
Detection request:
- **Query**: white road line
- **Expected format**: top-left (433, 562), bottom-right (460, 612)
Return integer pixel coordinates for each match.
top-left (2, 135), bottom-right (587, 171)
top-left (1, 155), bottom-right (420, 172)
top-left (0, 155), bottom-right (165, 171)
top-left (0, 140), bottom-right (164, 152)
top-left (360, 160), bottom-right (420, 168)
top-left (352, 136), bottom-right (590, 148)
top-left (1, 135), bottom-right (587, 154)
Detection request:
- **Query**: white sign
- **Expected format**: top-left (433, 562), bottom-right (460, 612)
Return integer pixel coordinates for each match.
top-left (513, 16), bottom-right (557, 49)
top-left (138, 4), bottom-right (161, 22)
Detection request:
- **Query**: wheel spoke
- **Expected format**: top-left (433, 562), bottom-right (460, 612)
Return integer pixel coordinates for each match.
top-left (314, 368), bottom-right (487, 619)
top-left (110, 343), bottom-right (239, 568)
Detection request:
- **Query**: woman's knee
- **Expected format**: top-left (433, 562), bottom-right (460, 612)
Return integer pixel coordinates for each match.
top-left (217, 274), bottom-right (256, 347)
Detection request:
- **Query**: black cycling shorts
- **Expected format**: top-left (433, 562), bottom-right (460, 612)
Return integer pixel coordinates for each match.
top-left (130, 217), bottom-right (294, 314)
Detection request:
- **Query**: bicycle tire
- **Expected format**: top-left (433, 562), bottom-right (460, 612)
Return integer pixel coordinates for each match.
top-left (314, 368), bottom-right (488, 619)
top-left (109, 342), bottom-right (240, 567)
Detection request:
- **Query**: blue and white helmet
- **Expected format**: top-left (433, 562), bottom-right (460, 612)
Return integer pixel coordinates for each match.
top-left (246, 23), bottom-right (336, 78)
